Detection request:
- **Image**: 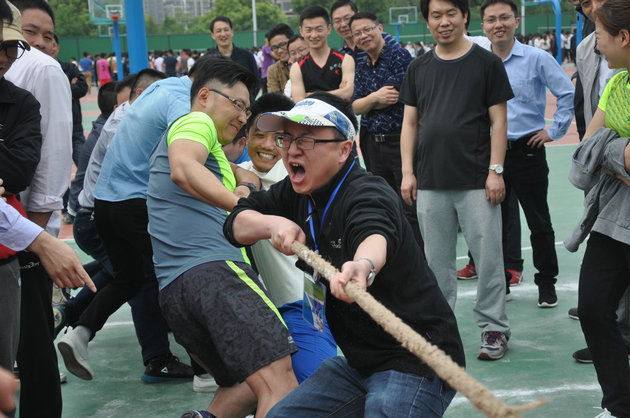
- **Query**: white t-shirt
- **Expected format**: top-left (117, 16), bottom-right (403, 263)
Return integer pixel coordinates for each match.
top-left (598, 56), bottom-right (615, 98)
top-left (154, 56), bottom-right (165, 72)
top-left (238, 160), bottom-right (303, 307)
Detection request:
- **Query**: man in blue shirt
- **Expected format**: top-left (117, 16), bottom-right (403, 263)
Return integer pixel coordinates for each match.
top-left (349, 12), bottom-right (422, 247)
top-left (79, 52), bottom-right (93, 94)
top-left (480, 0), bottom-right (574, 307)
top-left (57, 60), bottom-right (220, 383)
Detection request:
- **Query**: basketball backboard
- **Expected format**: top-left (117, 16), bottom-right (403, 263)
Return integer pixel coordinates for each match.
top-left (89, 0), bottom-right (125, 25)
top-left (389, 6), bottom-right (418, 25)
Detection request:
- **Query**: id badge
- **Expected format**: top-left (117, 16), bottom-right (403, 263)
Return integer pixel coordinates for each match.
top-left (303, 273), bottom-right (326, 333)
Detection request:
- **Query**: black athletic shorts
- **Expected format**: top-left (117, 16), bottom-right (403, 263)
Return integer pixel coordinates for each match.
top-left (159, 260), bottom-right (297, 386)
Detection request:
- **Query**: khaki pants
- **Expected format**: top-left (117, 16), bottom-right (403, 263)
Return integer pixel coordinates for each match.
top-left (83, 71), bottom-right (92, 93)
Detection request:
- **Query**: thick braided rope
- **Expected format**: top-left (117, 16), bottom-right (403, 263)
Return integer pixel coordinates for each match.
top-left (291, 241), bottom-right (548, 418)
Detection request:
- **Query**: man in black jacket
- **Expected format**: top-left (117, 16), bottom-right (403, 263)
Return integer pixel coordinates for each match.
top-left (52, 34), bottom-right (88, 165)
top-left (205, 16), bottom-right (261, 102)
top-left (224, 92), bottom-right (465, 416)
top-left (0, 11), bottom-right (42, 386)
top-left (52, 33), bottom-right (88, 223)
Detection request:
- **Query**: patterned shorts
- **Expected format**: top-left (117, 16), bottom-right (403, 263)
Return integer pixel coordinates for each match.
top-left (159, 260), bottom-right (297, 386)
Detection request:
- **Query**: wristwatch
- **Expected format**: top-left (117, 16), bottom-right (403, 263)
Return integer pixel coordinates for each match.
top-left (488, 164), bottom-right (504, 175)
top-left (357, 257), bottom-right (376, 287)
top-left (237, 182), bottom-right (257, 193)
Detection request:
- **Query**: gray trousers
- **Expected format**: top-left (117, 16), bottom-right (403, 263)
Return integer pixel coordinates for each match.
top-left (0, 259), bottom-right (21, 371)
top-left (418, 189), bottom-right (510, 336)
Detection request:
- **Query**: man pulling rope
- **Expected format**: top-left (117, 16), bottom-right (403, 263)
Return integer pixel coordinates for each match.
top-left (224, 92), bottom-right (544, 416)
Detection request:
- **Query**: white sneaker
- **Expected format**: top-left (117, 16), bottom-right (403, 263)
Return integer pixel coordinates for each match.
top-left (51, 284), bottom-right (68, 306)
top-left (594, 408), bottom-right (617, 418)
top-left (193, 374), bottom-right (218, 393)
top-left (60, 372), bottom-right (67, 384)
top-left (57, 329), bottom-right (93, 380)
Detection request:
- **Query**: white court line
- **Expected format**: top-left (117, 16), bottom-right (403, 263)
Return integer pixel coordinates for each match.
top-left (456, 241), bottom-right (565, 260)
top-left (103, 320), bottom-right (134, 328)
top-left (449, 382), bottom-right (600, 406)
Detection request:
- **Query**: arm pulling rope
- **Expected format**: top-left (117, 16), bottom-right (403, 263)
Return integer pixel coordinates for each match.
top-left (290, 241), bottom-right (548, 418)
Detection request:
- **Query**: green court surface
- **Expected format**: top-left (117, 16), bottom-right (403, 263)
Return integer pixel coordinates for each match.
top-left (34, 143), bottom-right (607, 417)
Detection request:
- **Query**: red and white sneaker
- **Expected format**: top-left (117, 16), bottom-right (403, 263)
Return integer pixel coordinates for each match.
top-left (507, 269), bottom-right (523, 286)
top-left (457, 264), bottom-right (477, 280)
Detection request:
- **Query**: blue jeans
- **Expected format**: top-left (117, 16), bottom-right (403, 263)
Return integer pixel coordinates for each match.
top-left (268, 356), bottom-right (456, 417)
top-left (72, 208), bottom-right (170, 364)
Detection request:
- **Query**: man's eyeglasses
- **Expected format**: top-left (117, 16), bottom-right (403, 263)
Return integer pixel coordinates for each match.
top-left (274, 133), bottom-right (345, 150)
top-left (270, 41), bottom-right (289, 52)
top-left (352, 25), bottom-right (378, 39)
top-left (0, 42), bottom-right (26, 60)
top-left (482, 14), bottom-right (515, 25)
top-left (210, 89), bottom-right (252, 118)
top-left (289, 47), bottom-right (309, 58)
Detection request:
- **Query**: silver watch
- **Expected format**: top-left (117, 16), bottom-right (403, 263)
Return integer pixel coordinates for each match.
top-left (489, 164), bottom-right (504, 175)
top-left (357, 257), bottom-right (376, 287)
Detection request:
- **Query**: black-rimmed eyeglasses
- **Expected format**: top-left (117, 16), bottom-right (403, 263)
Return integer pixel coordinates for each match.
top-left (210, 89), bottom-right (252, 118)
top-left (0, 42), bottom-right (26, 60)
top-left (274, 133), bottom-right (345, 150)
top-left (270, 41), bottom-right (289, 52)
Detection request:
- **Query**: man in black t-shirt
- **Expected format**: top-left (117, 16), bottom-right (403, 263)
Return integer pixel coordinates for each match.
top-left (400, 0), bottom-right (514, 361)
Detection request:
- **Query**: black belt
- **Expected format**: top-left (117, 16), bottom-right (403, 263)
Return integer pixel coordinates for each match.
top-left (368, 130), bottom-right (401, 143)
top-left (506, 132), bottom-right (537, 151)
top-left (0, 254), bottom-right (17, 266)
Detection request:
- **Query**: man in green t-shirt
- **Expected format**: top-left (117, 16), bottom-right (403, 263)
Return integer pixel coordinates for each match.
top-left (146, 57), bottom-right (298, 418)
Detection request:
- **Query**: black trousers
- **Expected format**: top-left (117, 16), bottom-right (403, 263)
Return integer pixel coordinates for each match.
top-left (579, 232), bottom-right (630, 416)
top-left (502, 140), bottom-right (558, 286)
top-left (361, 132), bottom-right (424, 252)
top-left (76, 199), bottom-right (159, 337)
top-left (17, 251), bottom-right (62, 418)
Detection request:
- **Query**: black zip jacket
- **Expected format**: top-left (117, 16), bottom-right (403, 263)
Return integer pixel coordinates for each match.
top-left (225, 156), bottom-right (465, 378)
top-left (0, 78), bottom-right (42, 194)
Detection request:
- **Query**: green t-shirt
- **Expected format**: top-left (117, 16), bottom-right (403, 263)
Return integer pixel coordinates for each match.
top-left (166, 111), bottom-right (235, 192)
top-left (598, 70), bottom-right (630, 138)
top-left (148, 111), bottom-right (244, 289)
top-left (168, 111), bottom-right (216, 148)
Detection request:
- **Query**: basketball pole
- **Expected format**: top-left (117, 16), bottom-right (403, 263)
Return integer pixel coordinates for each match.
top-left (125, 0), bottom-right (149, 73)
top-left (111, 15), bottom-right (124, 80)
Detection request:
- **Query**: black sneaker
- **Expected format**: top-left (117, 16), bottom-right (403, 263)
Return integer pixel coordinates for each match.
top-left (572, 347), bottom-right (593, 363)
top-left (142, 354), bottom-right (194, 384)
top-left (573, 346), bottom-right (630, 364)
top-left (568, 307), bottom-right (579, 320)
top-left (180, 411), bottom-right (216, 418)
top-left (537, 284), bottom-right (558, 308)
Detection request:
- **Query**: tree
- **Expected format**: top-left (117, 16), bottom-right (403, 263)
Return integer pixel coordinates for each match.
top-left (50, 0), bottom-right (97, 37)
top-left (289, 0), bottom-right (415, 27)
top-left (145, 14), bottom-right (160, 35)
top-left (190, 0), bottom-right (287, 33)
top-left (162, 15), bottom-right (186, 34)
top-left (255, 2), bottom-right (290, 31)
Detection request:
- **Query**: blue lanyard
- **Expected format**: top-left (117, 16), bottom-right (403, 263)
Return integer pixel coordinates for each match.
top-left (308, 160), bottom-right (355, 252)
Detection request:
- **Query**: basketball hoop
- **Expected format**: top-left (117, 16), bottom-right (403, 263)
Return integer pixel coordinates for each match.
top-left (109, 13), bottom-right (121, 21)
top-left (401, 20), bottom-right (408, 26)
